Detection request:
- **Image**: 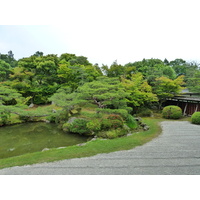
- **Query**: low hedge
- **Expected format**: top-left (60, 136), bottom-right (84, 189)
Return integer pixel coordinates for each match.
top-left (162, 105), bottom-right (182, 119)
top-left (191, 112), bottom-right (200, 124)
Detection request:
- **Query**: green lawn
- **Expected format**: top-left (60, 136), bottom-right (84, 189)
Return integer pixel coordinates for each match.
top-left (0, 117), bottom-right (162, 169)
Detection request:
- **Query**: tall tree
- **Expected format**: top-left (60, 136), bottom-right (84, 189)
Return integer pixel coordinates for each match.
top-left (153, 75), bottom-right (185, 108)
top-left (49, 77), bottom-right (131, 114)
top-left (0, 60), bottom-right (12, 81)
top-left (121, 73), bottom-right (158, 109)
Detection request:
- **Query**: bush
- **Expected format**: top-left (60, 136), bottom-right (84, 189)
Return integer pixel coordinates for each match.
top-left (104, 130), bottom-right (118, 139)
top-left (46, 113), bottom-right (57, 123)
top-left (62, 122), bottom-right (71, 132)
top-left (101, 118), bottom-right (113, 130)
top-left (162, 105), bottom-right (182, 119)
top-left (126, 114), bottom-right (138, 129)
top-left (0, 111), bottom-right (11, 125)
top-left (96, 108), bottom-right (129, 120)
top-left (137, 108), bottom-right (152, 117)
top-left (55, 110), bottom-right (69, 124)
top-left (68, 118), bottom-right (90, 135)
top-left (86, 120), bottom-right (101, 132)
top-left (107, 114), bottom-right (123, 122)
top-left (191, 112), bottom-right (200, 124)
top-left (101, 114), bottom-right (124, 130)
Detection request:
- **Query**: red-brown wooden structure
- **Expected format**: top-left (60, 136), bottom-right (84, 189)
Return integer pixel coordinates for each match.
top-left (164, 93), bottom-right (200, 116)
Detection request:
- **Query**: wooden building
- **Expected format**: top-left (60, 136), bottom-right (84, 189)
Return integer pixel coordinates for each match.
top-left (164, 93), bottom-right (200, 116)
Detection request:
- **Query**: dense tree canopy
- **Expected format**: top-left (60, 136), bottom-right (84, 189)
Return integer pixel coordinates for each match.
top-left (1, 50), bottom-right (198, 113)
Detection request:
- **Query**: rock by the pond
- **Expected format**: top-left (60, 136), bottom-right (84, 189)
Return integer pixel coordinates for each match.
top-left (8, 148), bottom-right (15, 152)
top-left (135, 117), bottom-right (142, 122)
top-left (90, 137), bottom-right (97, 141)
top-left (76, 143), bottom-right (86, 146)
top-left (29, 103), bottom-right (34, 108)
top-left (143, 125), bottom-right (150, 131)
top-left (57, 147), bottom-right (66, 149)
top-left (42, 148), bottom-right (50, 152)
top-left (43, 119), bottom-right (50, 123)
top-left (67, 117), bottom-right (79, 124)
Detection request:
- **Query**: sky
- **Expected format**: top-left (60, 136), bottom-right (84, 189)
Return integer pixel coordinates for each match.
top-left (1, 0), bottom-right (200, 66)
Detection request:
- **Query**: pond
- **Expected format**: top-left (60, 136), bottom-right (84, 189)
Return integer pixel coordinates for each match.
top-left (0, 122), bottom-right (88, 159)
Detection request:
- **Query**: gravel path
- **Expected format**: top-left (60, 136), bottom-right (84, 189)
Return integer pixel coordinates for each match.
top-left (1, 121), bottom-right (200, 175)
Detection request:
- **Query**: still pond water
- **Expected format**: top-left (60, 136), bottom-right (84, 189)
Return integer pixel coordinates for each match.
top-left (0, 122), bottom-right (88, 159)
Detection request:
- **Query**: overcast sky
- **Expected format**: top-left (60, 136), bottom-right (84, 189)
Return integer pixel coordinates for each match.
top-left (1, 0), bottom-right (200, 66)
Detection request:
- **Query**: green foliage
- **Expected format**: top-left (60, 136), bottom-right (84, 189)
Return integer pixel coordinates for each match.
top-left (101, 114), bottom-right (124, 130)
top-left (187, 71), bottom-right (200, 93)
top-left (137, 108), bottom-right (153, 117)
top-left (77, 76), bottom-right (129, 109)
top-left (162, 105), bottom-right (182, 119)
top-left (96, 108), bottom-right (129, 120)
top-left (0, 110), bottom-right (11, 126)
top-left (126, 114), bottom-right (138, 129)
top-left (107, 114), bottom-right (123, 121)
top-left (80, 111), bottom-right (100, 119)
top-left (153, 75), bottom-right (185, 108)
top-left (0, 51), bottom-right (17, 68)
top-left (49, 91), bottom-right (86, 114)
top-left (121, 73), bottom-right (158, 108)
top-left (101, 61), bottom-right (125, 77)
top-left (97, 128), bottom-right (128, 139)
top-left (18, 115), bottom-right (34, 122)
top-left (54, 110), bottom-right (69, 124)
top-left (0, 60), bottom-right (12, 82)
top-left (45, 113), bottom-right (58, 123)
top-left (86, 119), bottom-right (101, 132)
top-left (68, 118), bottom-right (90, 135)
top-left (191, 112), bottom-right (200, 124)
top-left (0, 118), bottom-right (161, 169)
top-left (0, 85), bottom-right (24, 105)
top-left (62, 122), bottom-right (71, 132)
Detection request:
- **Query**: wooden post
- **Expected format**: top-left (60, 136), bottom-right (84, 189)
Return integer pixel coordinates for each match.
top-left (195, 104), bottom-right (199, 112)
top-left (184, 103), bottom-right (188, 116)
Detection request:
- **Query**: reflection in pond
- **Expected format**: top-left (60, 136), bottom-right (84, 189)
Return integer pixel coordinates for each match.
top-left (0, 122), bottom-right (88, 159)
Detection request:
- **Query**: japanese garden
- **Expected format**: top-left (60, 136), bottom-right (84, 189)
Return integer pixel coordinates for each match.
top-left (1, 50), bottom-right (200, 168)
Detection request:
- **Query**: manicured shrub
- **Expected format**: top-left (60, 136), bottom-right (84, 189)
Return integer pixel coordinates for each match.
top-left (96, 108), bottom-right (129, 120)
top-left (191, 112), bottom-right (200, 124)
top-left (162, 105), bottom-right (182, 119)
top-left (101, 114), bottom-right (124, 130)
top-left (105, 130), bottom-right (118, 139)
top-left (98, 128), bottom-right (128, 139)
top-left (100, 118), bottom-right (113, 130)
top-left (86, 119), bottom-right (101, 132)
top-left (107, 114), bottom-right (123, 122)
top-left (68, 118), bottom-right (90, 135)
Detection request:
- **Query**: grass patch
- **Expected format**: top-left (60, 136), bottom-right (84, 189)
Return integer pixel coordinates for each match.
top-left (0, 118), bottom-right (162, 169)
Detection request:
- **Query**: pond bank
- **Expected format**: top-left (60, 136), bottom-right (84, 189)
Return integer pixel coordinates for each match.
top-left (0, 118), bottom-right (162, 170)
top-left (0, 122), bottom-right (88, 159)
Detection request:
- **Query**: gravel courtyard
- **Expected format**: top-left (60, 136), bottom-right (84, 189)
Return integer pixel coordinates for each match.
top-left (0, 121), bottom-right (200, 175)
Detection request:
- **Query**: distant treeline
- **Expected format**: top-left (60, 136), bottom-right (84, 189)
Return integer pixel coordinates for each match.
top-left (0, 50), bottom-right (199, 107)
